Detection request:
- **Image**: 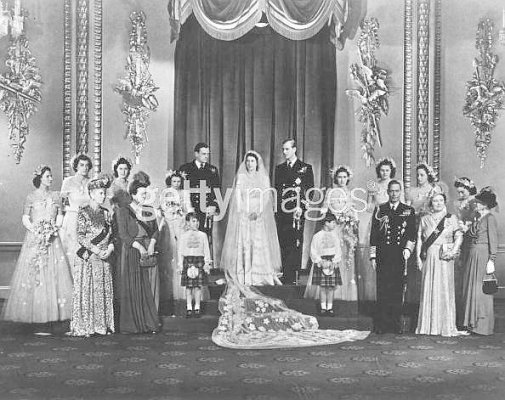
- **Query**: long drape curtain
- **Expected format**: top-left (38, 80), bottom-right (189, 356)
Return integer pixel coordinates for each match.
top-left (167, 0), bottom-right (362, 49)
top-left (174, 15), bottom-right (337, 267)
top-left (174, 15), bottom-right (336, 190)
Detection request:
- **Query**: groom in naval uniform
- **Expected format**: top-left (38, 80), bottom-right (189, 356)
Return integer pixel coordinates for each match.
top-left (274, 138), bottom-right (314, 284)
top-left (179, 142), bottom-right (221, 236)
top-left (370, 180), bottom-right (416, 334)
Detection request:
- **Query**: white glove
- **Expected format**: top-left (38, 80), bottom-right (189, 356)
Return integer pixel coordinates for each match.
top-left (486, 260), bottom-right (495, 274)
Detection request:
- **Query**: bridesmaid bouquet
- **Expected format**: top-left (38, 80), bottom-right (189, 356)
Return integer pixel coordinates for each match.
top-left (335, 211), bottom-right (359, 270)
top-left (33, 219), bottom-right (59, 250)
top-left (30, 219), bottom-right (58, 286)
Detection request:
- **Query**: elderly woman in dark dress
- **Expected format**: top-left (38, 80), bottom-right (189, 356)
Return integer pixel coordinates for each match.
top-left (461, 187), bottom-right (499, 335)
top-left (116, 179), bottom-right (160, 333)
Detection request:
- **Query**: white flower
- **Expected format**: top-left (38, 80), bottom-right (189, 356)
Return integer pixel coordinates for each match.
top-left (263, 319), bottom-right (270, 325)
top-left (292, 322), bottom-right (302, 331)
top-left (258, 326), bottom-right (266, 332)
top-left (248, 324), bottom-right (256, 331)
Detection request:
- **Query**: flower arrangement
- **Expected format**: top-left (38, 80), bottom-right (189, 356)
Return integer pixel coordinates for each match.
top-left (463, 19), bottom-right (505, 168)
top-left (30, 219), bottom-right (58, 285)
top-left (334, 209), bottom-right (359, 270)
top-left (346, 17), bottom-right (390, 167)
top-left (0, 35), bottom-right (42, 164)
top-left (115, 11), bottom-right (159, 164)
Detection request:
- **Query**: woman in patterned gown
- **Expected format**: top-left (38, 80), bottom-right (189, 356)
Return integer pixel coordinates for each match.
top-left (2, 166), bottom-right (73, 325)
top-left (116, 179), bottom-right (160, 333)
top-left (69, 176), bottom-right (115, 337)
top-left (415, 192), bottom-right (464, 336)
top-left (461, 187), bottom-right (499, 335)
top-left (60, 154), bottom-right (92, 275)
top-left (159, 170), bottom-right (194, 306)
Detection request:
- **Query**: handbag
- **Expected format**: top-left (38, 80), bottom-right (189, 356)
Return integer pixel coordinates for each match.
top-left (482, 273), bottom-right (498, 295)
top-left (439, 243), bottom-right (456, 261)
top-left (139, 252), bottom-right (158, 268)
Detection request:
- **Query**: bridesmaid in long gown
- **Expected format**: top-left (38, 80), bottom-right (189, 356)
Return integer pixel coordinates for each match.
top-left (453, 177), bottom-right (477, 327)
top-left (159, 170), bottom-right (194, 306)
top-left (70, 176), bottom-right (115, 337)
top-left (461, 187), bottom-right (498, 335)
top-left (60, 154), bottom-right (92, 275)
top-left (405, 163), bottom-right (443, 303)
top-left (3, 166), bottom-right (73, 326)
top-left (405, 163), bottom-right (442, 221)
top-left (362, 158), bottom-right (403, 302)
top-left (116, 179), bottom-right (160, 333)
top-left (309, 165), bottom-right (358, 301)
top-left (107, 155), bottom-right (133, 209)
top-left (415, 192), bottom-right (463, 336)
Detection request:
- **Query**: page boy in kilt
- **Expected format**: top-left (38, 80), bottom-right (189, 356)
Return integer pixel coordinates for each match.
top-left (178, 212), bottom-right (211, 318)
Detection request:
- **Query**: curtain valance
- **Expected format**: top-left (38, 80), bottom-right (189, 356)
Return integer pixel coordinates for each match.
top-left (167, 0), bottom-right (365, 49)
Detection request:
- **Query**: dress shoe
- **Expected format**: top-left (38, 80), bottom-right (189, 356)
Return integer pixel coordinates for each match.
top-left (186, 310), bottom-right (193, 318)
top-left (194, 310), bottom-right (201, 318)
top-left (326, 309), bottom-right (335, 317)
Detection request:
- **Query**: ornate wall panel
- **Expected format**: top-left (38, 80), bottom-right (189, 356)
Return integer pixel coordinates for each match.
top-left (76, 0), bottom-right (89, 154)
top-left (403, 0), bottom-right (414, 189)
top-left (62, 0), bottom-right (72, 178)
top-left (416, 0), bottom-right (430, 163)
top-left (92, 0), bottom-right (103, 173)
top-left (63, 0), bottom-right (104, 174)
top-left (432, 0), bottom-right (442, 175)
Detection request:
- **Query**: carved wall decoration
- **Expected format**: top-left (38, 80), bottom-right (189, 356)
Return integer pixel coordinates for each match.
top-left (0, 34), bottom-right (42, 164)
top-left (463, 19), bottom-right (505, 168)
top-left (402, 0), bottom-right (414, 190)
top-left (62, 0), bottom-right (72, 178)
top-left (92, 0), bottom-right (103, 173)
top-left (115, 11), bottom-right (159, 164)
top-left (346, 17), bottom-right (390, 167)
top-left (416, 0), bottom-right (430, 163)
top-left (76, 0), bottom-right (89, 154)
top-left (432, 0), bottom-right (442, 176)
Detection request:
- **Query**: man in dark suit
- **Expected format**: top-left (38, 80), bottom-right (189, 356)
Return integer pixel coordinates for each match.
top-left (179, 143), bottom-right (221, 236)
top-left (370, 180), bottom-right (416, 334)
top-left (274, 138), bottom-right (314, 284)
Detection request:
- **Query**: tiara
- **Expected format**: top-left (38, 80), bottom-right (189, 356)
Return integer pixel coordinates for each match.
top-left (330, 165), bottom-right (353, 180)
top-left (111, 155), bottom-right (133, 171)
top-left (88, 174), bottom-right (112, 191)
top-left (376, 157), bottom-right (397, 169)
top-left (33, 164), bottom-right (49, 177)
top-left (417, 162), bottom-right (438, 181)
top-left (166, 169), bottom-right (187, 180)
top-left (454, 177), bottom-right (475, 189)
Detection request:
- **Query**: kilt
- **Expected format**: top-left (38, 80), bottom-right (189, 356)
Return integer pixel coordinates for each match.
top-left (181, 256), bottom-right (208, 288)
top-left (311, 255), bottom-right (342, 287)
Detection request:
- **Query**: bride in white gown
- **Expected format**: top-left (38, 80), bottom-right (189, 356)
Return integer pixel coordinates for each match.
top-left (212, 151), bottom-right (369, 349)
top-left (220, 150), bottom-right (282, 286)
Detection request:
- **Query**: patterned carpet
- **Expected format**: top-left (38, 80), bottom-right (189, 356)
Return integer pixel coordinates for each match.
top-left (0, 317), bottom-right (505, 400)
